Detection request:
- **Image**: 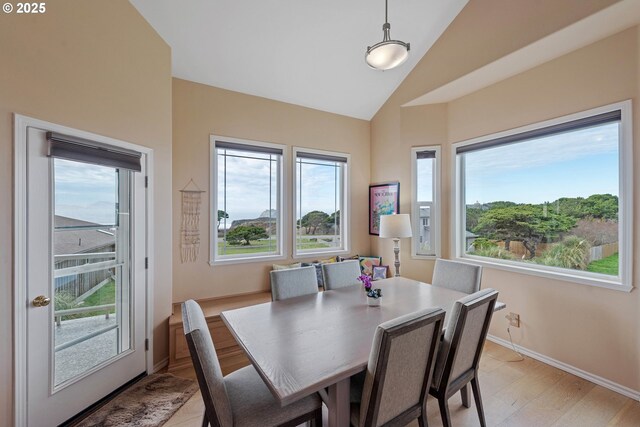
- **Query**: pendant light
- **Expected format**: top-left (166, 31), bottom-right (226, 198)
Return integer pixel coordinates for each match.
top-left (365, 0), bottom-right (410, 71)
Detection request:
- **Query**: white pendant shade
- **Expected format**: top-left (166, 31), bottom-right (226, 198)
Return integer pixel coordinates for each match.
top-left (366, 42), bottom-right (410, 70)
top-left (365, 0), bottom-right (410, 71)
top-left (379, 214), bottom-right (412, 238)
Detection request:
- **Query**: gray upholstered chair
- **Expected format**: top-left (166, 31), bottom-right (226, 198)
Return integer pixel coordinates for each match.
top-left (350, 307), bottom-right (445, 427)
top-left (322, 260), bottom-right (362, 290)
top-left (269, 266), bottom-right (318, 301)
top-left (429, 288), bottom-right (499, 427)
top-left (182, 300), bottom-right (322, 427)
top-left (432, 259), bottom-right (482, 294)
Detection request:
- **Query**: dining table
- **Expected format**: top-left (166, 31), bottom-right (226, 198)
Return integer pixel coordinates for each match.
top-left (220, 276), bottom-right (504, 427)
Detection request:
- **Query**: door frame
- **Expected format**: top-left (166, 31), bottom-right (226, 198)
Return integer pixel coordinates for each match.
top-left (13, 114), bottom-right (155, 426)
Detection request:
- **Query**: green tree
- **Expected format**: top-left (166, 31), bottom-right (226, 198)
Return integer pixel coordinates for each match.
top-left (217, 210), bottom-right (229, 230)
top-left (473, 204), bottom-right (575, 258)
top-left (226, 225), bottom-right (268, 246)
top-left (466, 206), bottom-right (484, 231)
top-left (300, 210), bottom-right (329, 235)
top-left (583, 194), bottom-right (618, 220)
top-left (551, 194), bottom-right (618, 220)
top-left (487, 201), bottom-right (517, 210)
top-left (326, 210), bottom-right (340, 229)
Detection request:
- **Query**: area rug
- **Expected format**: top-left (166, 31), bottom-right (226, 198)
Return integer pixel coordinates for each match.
top-left (75, 373), bottom-right (199, 427)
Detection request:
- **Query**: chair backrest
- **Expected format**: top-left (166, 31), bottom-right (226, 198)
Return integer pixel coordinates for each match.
top-left (269, 266), bottom-right (318, 301)
top-left (432, 259), bottom-right (482, 294)
top-left (321, 260), bottom-right (362, 290)
top-left (359, 308), bottom-right (445, 427)
top-left (182, 300), bottom-right (233, 427)
top-left (432, 289), bottom-right (498, 392)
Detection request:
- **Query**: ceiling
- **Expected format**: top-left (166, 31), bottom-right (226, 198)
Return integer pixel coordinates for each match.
top-left (129, 0), bottom-right (469, 120)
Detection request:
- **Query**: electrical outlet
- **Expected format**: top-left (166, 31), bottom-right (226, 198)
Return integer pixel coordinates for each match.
top-left (505, 312), bottom-right (520, 328)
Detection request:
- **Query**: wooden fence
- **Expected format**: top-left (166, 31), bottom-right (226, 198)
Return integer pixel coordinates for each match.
top-left (496, 240), bottom-right (618, 261)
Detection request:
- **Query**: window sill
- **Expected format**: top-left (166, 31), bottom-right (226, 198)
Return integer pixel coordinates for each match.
top-left (209, 253), bottom-right (286, 266)
top-left (411, 254), bottom-right (438, 260)
top-left (457, 255), bottom-right (632, 292)
top-left (292, 249), bottom-right (349, 260)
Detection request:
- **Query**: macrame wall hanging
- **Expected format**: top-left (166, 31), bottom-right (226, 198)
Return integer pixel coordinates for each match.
top-left (180, 179), bottom-right (205, 263)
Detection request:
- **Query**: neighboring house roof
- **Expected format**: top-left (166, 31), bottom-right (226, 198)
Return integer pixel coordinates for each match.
top-left (54, 216), bottom-right (115, 255)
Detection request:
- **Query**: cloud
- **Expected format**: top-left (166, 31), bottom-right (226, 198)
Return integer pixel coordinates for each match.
top-left (464, 123), bottom-right (618, 177)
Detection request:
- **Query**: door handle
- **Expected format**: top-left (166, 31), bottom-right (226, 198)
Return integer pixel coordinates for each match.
top-left (32, 295), bottom-right (51, 307)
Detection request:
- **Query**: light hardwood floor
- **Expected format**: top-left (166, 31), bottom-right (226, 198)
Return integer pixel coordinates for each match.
top-left (165, 341), bottom-right (640, 427)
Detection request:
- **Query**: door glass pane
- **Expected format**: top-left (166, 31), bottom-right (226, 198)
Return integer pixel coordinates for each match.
top-left (53, 159), bottom-right (132, 388)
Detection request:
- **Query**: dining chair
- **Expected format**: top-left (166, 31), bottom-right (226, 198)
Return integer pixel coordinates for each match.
top-left (350, 307), bottom-right (445, 427)
top-left (182, 300), bottom-right (323, 427)
top-left (322, 260), bottom-right (362, 290)
top-left (429, 288), bottom-right (499, 427)
top-left (432, 259), bottom-right (482, 294)
top-left (269, 266), bottom-right (318, 301)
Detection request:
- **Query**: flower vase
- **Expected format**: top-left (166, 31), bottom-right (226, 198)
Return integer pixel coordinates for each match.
top-left (367, 297), bottom-right (381, 307)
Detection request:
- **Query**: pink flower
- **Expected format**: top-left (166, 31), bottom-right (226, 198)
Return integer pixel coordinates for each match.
top-left (358, 274), bottom-right (372, 290)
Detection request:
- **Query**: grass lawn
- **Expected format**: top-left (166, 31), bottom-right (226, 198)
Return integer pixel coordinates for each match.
top-left (217, 238), bottom-right (336, 255)
top-left (587, 253), bottom-right (618, 275)
top-left (75, 281), bottom-right (116, 318)
top-left (83, 281), bottom-right (115, 306)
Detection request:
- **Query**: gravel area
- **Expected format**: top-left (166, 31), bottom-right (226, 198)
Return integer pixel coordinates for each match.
top-left (54, 315), bottom-right (125, 386)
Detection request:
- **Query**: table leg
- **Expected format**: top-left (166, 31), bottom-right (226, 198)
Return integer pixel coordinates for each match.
top-left (327, 377), bottom-right (350, 427)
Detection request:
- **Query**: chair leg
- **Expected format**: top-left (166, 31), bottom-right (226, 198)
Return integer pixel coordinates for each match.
top-left (201, 410), bottom-right (208, 427)
top-left (460, 384), bottom-right (470, 408)
top-left (471, 377), bottom-right (486, 427)
top-left (311, 407), bottom-right (322, 427)
top-left (438, 396), bottom-right (452, 427)
top-left (418, 401), bottom-right (428, 427)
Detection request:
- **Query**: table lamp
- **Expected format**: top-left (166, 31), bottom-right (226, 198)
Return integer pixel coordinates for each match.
top-left (379, 214), bottom-right (412, 277)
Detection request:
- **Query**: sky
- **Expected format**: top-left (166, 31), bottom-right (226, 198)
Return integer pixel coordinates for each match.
top-left (217, 151), bottom-right (341, 228)
top-left (462, 123), bottom-right (619, 205)
top-left (54, 159), bottom-right (118, 225)
top-left (54, 122), bottom-right (619, 225)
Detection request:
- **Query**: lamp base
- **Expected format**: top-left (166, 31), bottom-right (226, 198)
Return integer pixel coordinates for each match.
top-left (393, 238), bottom-right (400, 277)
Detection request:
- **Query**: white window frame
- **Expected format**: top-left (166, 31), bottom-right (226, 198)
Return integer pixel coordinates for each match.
top-left (210, 135), bottom-right (287, 265)
top-left (411, 146), bottom-right (441, 259)
top-left (292, 147), bottom-right (350, 258)
top-left (452, 100), bottom-right (633, 291)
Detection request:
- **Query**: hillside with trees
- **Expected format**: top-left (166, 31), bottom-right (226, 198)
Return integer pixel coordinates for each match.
top-left (467, 194), bottom-right (618, 274)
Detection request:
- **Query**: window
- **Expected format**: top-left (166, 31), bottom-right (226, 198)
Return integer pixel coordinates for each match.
top-left (411, 146), bottom-right (440, 257)
top-left (211, 137), bottom-right (285, 264)
top-left (454, 101), bottom-right (632, 290)
top-left (294, 148), bottom-right (349, 256)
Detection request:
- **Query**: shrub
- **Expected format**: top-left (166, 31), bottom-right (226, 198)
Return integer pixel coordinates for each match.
top-left (535, 236), bottom-right (590, 270)
top-left (471, 237), bottom-right (497, 250)
top-left (473, 245), bottom-right (517, 260)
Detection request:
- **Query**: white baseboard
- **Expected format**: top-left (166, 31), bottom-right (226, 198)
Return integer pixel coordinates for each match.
top-left (487, 335), bottom-right (640, 401)
top-left (152, 357), bottom-right (169, 374)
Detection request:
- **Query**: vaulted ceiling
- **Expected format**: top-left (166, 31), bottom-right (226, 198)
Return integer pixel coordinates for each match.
top-left (129, 0), bottom-right (469, 120)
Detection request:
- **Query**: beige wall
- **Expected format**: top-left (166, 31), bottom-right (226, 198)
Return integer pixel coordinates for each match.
top-left (172, 79), bottom-right (371, 302)
top-left (371, 0), bottom-right (639, 392)
top-left (0, 1), bottom-right (173, 423)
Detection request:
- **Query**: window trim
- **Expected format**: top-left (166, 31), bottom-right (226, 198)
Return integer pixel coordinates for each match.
top-left (209, 135), bottom-right (287, 265)
top-left (411, 145), bottom-right (441, 259)
top-left (292, 146), bottom-right (350, 258)
top-left (451, 100), bottom-right (633, 292)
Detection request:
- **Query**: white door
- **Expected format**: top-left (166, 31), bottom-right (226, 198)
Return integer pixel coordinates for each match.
top-left (24, 126), bottom-right (148, 426)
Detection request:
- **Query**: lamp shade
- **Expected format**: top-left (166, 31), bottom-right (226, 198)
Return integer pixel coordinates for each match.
top-left (379, 214), bottom-right (412, 238)
top-left (366, 41), bottom-right (410, 70)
